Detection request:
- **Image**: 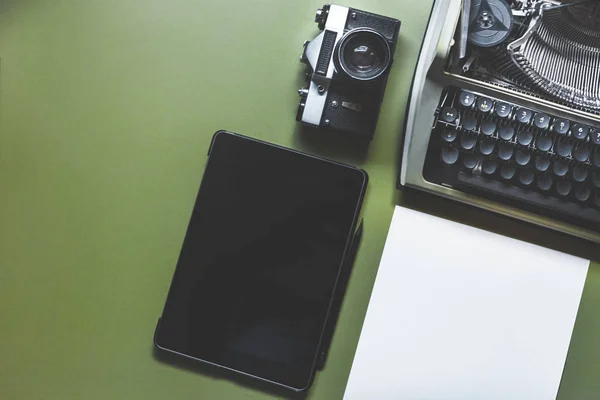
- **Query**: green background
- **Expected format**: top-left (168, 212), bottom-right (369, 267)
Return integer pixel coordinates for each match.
top-left (1, 1), bottom-right (598, 399)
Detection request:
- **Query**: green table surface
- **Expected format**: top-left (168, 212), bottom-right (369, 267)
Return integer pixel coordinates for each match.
top-left (1, 1), bottom-right (599, 399)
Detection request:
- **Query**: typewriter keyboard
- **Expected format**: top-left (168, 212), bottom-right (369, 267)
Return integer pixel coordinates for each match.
top-left (424, 87), bottom-right (600, 229)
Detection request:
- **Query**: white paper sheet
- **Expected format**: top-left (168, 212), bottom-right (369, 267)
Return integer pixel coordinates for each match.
top-left (344, 206), bottom-right (589, 400)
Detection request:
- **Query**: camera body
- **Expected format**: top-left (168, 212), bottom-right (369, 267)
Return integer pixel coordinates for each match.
top-left (297, 4), bottom-right (401, 140)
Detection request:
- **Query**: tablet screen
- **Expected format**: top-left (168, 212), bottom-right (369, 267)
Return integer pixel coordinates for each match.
top-left (155, 131), bottom-right (367, 391)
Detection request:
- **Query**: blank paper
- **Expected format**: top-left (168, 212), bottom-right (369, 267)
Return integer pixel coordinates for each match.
top-left (344, 206), bottom-right (589, 400)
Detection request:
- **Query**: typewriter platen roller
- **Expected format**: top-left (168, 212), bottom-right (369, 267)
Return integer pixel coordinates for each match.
top-left (400, 0), bottom-right (600, 243)
top-left (465, 0), bottom-right (600, 112)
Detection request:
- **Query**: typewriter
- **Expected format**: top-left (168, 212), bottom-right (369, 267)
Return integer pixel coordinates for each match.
top-left (400, 0), bottom-right (600, 243)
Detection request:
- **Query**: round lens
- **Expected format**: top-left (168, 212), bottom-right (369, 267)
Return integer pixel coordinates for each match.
top-left (336, 29), bottom-right (391, 81)
top-left (348, 44), bottom-right (381, 71)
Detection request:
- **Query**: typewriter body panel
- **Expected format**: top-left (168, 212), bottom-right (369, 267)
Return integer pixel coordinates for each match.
top-left (401, 0), bottom-right (600, 243)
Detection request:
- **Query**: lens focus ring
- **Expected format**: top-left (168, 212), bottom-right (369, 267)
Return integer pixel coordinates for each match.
top-left (334, 28), bottom-right (391, 81)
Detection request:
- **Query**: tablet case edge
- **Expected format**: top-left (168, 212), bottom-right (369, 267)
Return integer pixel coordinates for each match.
top-left (157, 130), bottom-right (368, 392)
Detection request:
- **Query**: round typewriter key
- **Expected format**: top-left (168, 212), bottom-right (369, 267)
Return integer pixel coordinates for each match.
top-left (441, 107), bottom-right (458, 123)
top-left (572, 166), bottom-right (588, 183)
top-left (442, 129), bottom-right (458, 143)
top-left (459, 91), bottom-right (476, 107)
top-left (498, 143), bottom-right (514, 160)
top-left (482, 159), bottom-right (498, 174)
top-left (463, 155), bottom-right (478, 169)
top-left (535, 155), bottom-right (551, 172)
top-left (476, 97), bottom-right (493, 113)
top-left (517, 130), bottom-right (533, 146)
top-left (500, 164), bottom-right (516, 180)
top-left (593, 172), bottom-right (600, 188)
top-left (591, 129), bottom-right (600, 146)
top-left (572, 124), bottom-right (589, 140)
top-left (594, 151), bottom-right (600, 168)
top-left (441, 147), bottom-right (459, 165)
top-left (537, 175), bottom-right (553, 191)
top-left (515, 150), bottom-right (531, 166)
top-left (552, 119), bottom-right (570, 135)
top-left (498, 125), bottom-right (515, 141)
top-left (556, 180), bottom-right (572, 196)
top-left (556, 139), bottom-right (573, 157)
top-left (519, 169), bottom-right (534, 185)
top-left (479, 138), bottom-right (495, 155)
top-left (462, 114), bottom-right (478, 131)
top-left (480, 119), bottom-right (497, 136)
top-left (533, 113), bottom-right (550, 130)
top-left (516, 108), bottom-right (532, 124)
top-left (494, 102), bottom-right (512, 118)
top-left (535, 135), bottom-right (553, 152)
top-left (460, 135), bottom-right (477, 150)
top-left (552, 159), bottom-right (569, 177)
top-left (576, 187), bottom-right (591, 202)
top-left (573, 146), bottom-right (590, 163)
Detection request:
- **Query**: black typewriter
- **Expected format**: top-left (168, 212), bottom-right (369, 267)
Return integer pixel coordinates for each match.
top-left (400, 0), bottom-right (600, 243)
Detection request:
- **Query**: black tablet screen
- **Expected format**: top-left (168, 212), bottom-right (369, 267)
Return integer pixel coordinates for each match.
top-left (155, 132), bottom-right (367, 391)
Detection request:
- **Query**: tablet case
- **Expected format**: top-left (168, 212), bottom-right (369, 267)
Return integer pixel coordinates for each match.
top-left (154, 131), bottom-right (366, 391)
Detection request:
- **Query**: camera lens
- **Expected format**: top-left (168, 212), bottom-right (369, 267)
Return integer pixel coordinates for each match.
top-left (348, 45), bottom-right (380, 71)
top-left (335, 29), bottom-right (391, 81)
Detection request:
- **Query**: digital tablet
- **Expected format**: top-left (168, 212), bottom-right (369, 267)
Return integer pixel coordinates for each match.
top-left (154, 131), bottom-right (368, 392)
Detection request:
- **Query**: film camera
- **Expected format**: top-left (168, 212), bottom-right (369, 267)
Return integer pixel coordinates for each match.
top-left (296, 4), bottom-right (401, 140)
